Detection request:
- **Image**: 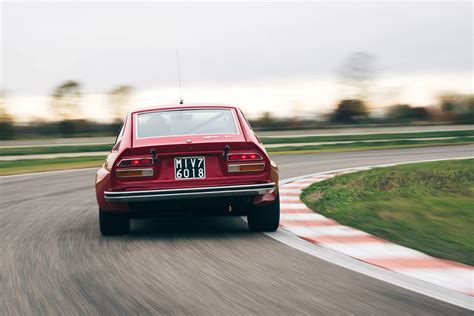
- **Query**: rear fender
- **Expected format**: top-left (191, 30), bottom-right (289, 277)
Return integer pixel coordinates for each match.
top-left (253, 160), bottom-right (279, 206)
top-left (95, 166), bottom-right (130, 212)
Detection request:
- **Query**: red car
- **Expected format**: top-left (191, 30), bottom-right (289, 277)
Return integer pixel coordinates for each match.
top-left (96, 104), bottom-right (280, 235)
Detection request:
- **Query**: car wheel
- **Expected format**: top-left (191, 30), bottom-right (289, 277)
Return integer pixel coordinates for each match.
top-left (99, 209), bottom-right (130, 236)
top-left (248, 194), bottom-right (280, 232)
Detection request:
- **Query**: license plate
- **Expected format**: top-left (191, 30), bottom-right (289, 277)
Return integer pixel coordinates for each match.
top-left (174, 156), bottom-right (206, 180)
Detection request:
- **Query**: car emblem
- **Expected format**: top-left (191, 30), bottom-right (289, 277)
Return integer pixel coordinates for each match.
top-left (185, 139), bottom-right (193, 143)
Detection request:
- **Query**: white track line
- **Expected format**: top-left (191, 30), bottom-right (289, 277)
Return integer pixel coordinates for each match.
top-left (280, 203), bottom-right (309, 209)
top-left (280, 195), bottom-right (301, 201)
top-left (281, 213), bottom-right (329, 221)
top-left (392, 268), bottom-right (474, 294)
top-left (265, 228), bottom-right (473, 310)
top-left (320, 243), bottom-right (430, 260)
top-left (283, 225), bottom-right (370, 237)
top-left (279, 188), bottom-right (302, 194)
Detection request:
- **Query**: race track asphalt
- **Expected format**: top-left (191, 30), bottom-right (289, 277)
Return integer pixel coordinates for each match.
top-left (1, 145), bottom-right (472, 315)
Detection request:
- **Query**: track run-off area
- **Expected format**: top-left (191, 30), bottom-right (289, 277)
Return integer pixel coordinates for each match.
top-left (1, 145), bottom-right (473, 314)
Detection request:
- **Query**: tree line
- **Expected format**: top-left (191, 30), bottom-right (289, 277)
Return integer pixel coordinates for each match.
top-left (0, 82), bottom-right (133, 139)
top-left (0, 52), bottom-right (472, 139)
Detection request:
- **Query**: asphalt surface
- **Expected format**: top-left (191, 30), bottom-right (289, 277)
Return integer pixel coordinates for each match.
top-left (1, 145), bottom-right (472, 315)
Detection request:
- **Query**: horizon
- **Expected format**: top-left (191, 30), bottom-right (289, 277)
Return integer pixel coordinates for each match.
top-left (1, 1), bottom-right (472, 122)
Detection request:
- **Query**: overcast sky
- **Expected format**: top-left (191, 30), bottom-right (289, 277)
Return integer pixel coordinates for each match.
top-left (2, 1), bottom-right (472, 93)
top-left (0, 1), bottom-right (472, 120)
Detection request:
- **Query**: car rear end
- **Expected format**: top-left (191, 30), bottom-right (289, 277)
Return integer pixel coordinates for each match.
top-left (96, 105), bottom-right (279, 234)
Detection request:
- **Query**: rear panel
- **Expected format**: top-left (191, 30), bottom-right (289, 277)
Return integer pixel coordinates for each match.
top-left (109, 106), bottom-right (272, 191)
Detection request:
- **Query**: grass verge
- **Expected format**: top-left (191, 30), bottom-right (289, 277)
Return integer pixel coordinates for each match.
top-left (0, 144), bottom-right (113, 156)
top-left (300, 159), bottom-right (474, 265)
top-left (0, 156), bottom-right (105, 176)
top-left (261, 130), bottom-right (474, 144)
top-left (266, 137), bottom-right (474, 154)
top-left (1, 130), bottom-right (473, 156)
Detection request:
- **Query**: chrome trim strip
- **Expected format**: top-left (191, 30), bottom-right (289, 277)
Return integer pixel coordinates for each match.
top-left (106, 183), bottom-right (275, 195)
top-left (104, 183), bottom-right (275, 202)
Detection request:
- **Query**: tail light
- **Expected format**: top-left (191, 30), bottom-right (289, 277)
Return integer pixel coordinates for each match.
top-left (227, 153), bottom-right (262, 161)
top-left (116, 168), bottom-right (154, 178)
top-left (228, 163), bottom-right (265, 173)
top-left (227, 152), bottom-right (265, 172)
top-left (116, 157), bottom-right (154, 178)
top-left (118, 158), bottom-right (153, 167)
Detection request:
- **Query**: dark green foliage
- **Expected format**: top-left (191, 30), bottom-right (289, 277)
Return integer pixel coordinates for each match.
top-left (0, 119), bottom-right (15, 140)
top-left (387, 104), bottom-right (429, 122)
top-left (440, 94), bottom-right (474, 123)
top-left (332, 99), bottom-right (369, 123)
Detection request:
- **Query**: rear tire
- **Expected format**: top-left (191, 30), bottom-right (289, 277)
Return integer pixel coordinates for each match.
top-left (99, 210), bottom-right (130, 236)
top-left (248, 194), bottom-right (280, 232)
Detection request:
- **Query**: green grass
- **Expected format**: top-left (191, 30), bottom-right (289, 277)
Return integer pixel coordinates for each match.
top-left (261, 130), bottom-right (474, 144)
top-left (0, 156), bottom-right (105, 176)
top-left (300, 159), bottom-right (474, 265)
top-left (0, 144), bottom-right (112, 156)
top-left (0, 137), bottom-right (474, 175)
top-left (1, 129), bottom-right (472, 156)
top-left (266, 137), bottom-right (474, 154)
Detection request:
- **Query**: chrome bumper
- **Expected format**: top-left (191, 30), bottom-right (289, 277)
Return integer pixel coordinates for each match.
top-left (104, 183), bottom-right (276, 202)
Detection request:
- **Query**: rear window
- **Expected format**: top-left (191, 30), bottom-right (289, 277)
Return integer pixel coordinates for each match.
top-left (136, 108), bottom-right (239, 138)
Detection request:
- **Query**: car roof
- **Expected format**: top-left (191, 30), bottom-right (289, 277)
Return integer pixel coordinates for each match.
top-left (130, 103), bottom-right (240, 115)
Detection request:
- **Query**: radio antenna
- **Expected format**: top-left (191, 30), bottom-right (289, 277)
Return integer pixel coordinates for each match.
top-left (176, 50), bottom-right (184, 104)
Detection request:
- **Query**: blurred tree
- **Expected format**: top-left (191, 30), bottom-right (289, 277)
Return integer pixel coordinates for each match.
top-left (387, 104), bottom-right (429, 122)
top-left (332, 99), bottom-right (369, 123)
top-left (50, 80), bottom-right (82, 120)
top-left (439, 94), bottom-right (474, 123)
top-left (50, 80), bottom-right (82, 136)
top-left (259, 111), bottom-right (275, 128)
top-left (338, 52), bottom-right (376, 102)
top-left (108, 85), bottom-right (133, 122)
top-left (0, 90), bottom-right (15, 139)
top-left (411, 107), bottom-right (429, 121)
